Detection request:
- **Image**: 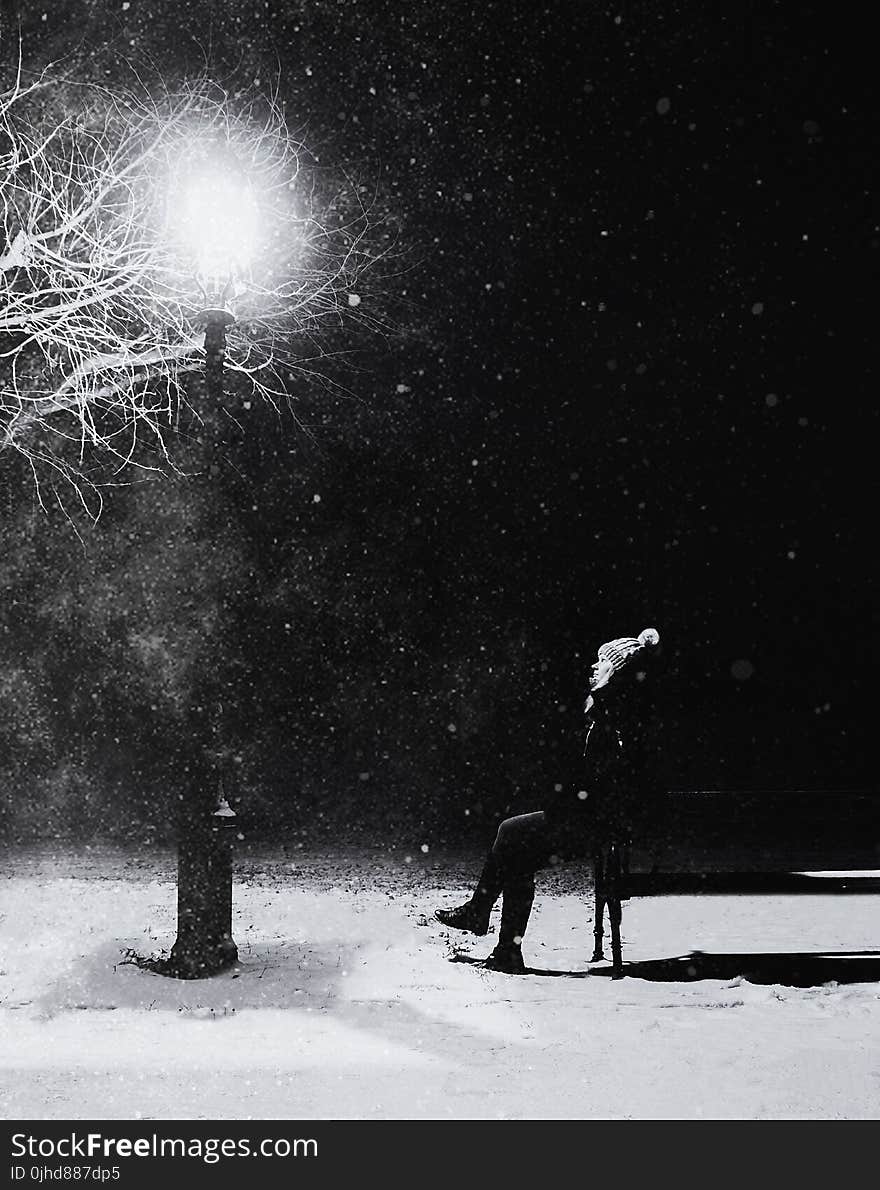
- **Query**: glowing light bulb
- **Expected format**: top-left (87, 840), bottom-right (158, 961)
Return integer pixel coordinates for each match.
top-left (176, 158), bottom-right (259, 303)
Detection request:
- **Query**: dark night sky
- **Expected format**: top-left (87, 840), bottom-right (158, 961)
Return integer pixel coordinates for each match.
top-left (2, 2), bottom-right (876, 841)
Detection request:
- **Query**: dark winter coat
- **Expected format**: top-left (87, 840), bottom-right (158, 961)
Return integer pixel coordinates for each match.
top-left (545, 666), bottom-right (662, 850)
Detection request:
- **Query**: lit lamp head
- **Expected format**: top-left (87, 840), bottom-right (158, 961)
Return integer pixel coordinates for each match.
top-left (179, 151), bottom-right (258, 323)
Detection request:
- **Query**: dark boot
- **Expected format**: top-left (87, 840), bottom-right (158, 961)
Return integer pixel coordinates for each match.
top-left (434, 901), bottom-right (490, 935)
top-left (434, 850), bottom-right (502, 936)
top-left (481, 944), bottom-right (526, 975)
top-left (480, 873), bottom-right (535, 973)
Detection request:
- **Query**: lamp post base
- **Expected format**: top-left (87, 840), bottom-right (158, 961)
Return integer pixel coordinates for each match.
top-left (167, 935), bottom-right (238, 981)
top-left (166, 814), bottom-right (238, 980)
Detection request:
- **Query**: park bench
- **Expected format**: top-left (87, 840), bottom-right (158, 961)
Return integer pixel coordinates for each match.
top-left (590, 790), bottom-right (880, 979)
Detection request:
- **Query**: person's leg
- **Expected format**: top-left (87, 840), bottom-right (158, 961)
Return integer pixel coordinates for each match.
top-left (433, 854), bottom-right (498, 934)
top-left (492, 811), bottom-right (551, 875)
top-left (485, 809), bottom-right (594, 972)
top-left (435, 811), bottom-right (550, 936)
top-left (434, 848), bottom-right (500, 935)
top-left (483, 812), bottom-right (551, 973)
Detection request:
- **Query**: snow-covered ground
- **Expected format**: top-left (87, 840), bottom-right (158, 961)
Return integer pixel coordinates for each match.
top-left (1, 845), bottom-right (878, 1120)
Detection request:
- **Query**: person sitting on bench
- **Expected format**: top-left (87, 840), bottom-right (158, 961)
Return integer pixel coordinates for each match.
top-left (434, 626), bottom-right (662, 973)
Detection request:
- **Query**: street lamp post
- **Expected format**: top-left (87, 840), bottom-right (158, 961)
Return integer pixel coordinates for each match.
top-left (169, 782), bottom-right (239, 979)
top-left (166, 155), bottom-right (256, 979)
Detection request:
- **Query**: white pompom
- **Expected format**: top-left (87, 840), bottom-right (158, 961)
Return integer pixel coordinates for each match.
top-left (638, 627), bottom-right (660, 647)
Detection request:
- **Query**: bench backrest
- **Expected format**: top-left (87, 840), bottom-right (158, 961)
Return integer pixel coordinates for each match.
top-left (620, 790), bottom-right (878, 874)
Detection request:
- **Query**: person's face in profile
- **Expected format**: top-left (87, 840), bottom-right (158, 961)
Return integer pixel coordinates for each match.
top-left (589, 657), bottom-right (614, 691)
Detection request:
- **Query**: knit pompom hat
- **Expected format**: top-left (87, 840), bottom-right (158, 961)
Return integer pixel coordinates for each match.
top-left (596, 627), bottom-right (660, 675)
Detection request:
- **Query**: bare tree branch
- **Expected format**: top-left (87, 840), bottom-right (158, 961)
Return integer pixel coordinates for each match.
top-left (0, 57), bottom-right (396, 505)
